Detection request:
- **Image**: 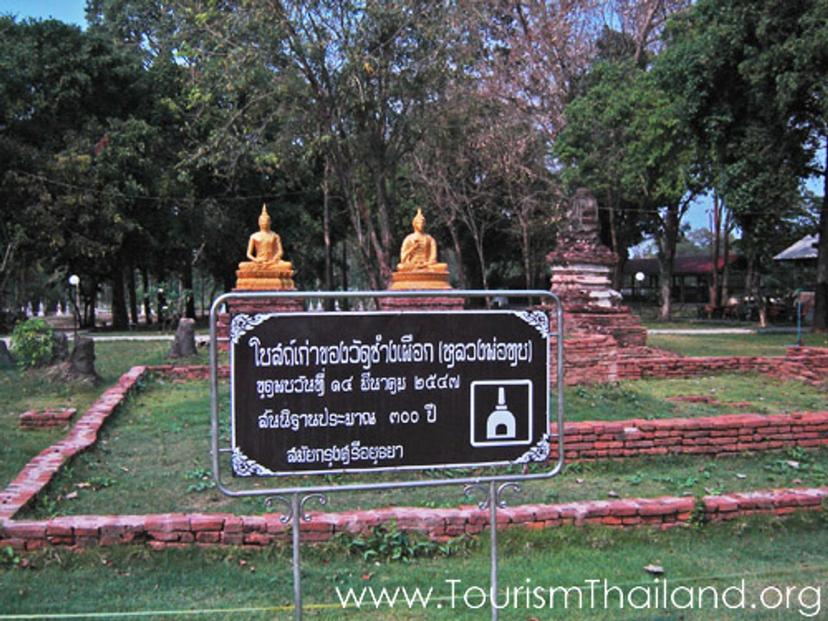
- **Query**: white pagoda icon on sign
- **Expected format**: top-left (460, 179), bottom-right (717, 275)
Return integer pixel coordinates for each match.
top-left (486, 387), bottom-right (516, 439)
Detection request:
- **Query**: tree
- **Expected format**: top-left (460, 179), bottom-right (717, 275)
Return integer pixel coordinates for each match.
top-left (657, 0), bottom-right (827, 327)
top-left (0, 17), bottom-right (149, 325)
top-left (410, 92), bottom-right (557, 292)
top-left (175, 0), bottom-right (470, 289)
top-left (555, 53), bottom-right (695, 319)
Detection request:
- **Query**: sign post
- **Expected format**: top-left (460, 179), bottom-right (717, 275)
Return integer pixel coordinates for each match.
top-left (209, 290), bottom-right (565, 620)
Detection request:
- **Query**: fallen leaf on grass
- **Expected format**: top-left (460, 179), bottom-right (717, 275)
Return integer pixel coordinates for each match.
top-left (65, 491), bottom-right (78, 500)
top-left (644, 564), bottom-right (664, 575)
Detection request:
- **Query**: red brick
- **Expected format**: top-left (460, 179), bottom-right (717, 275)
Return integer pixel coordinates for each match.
top-left (190, 515), bottom-right (225, 531)
top-left (244, 532), bottom-right (272, 545)
top-left (145, 514), bottom-right (190, 532)
top-left (223, 516), bottom-right (244, 533)
top-left (196, 531), bottom-right (221, 543)
top-left (5, 522), bottom-right (46, 539)
top-left (46, 521), bottom-right (73, 537)
top-left (221, 532), bottom-right (245, 545)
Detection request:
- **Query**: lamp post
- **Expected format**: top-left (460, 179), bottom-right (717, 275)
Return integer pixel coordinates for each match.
top-left (635, 272), bottom-right (646, 314)
top-left (68, 274), bottom-right (80, 341)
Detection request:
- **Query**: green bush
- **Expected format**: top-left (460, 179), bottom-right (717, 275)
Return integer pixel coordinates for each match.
top-left (11, 318), bottom-right (55, 368)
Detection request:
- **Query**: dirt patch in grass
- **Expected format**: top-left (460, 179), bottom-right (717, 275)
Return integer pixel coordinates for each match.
top-left (564, 373), bottom-right (827, 422)
top-left (647, 332), bottom-right (828, 357)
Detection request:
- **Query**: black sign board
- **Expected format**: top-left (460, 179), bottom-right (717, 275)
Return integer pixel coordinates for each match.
top-left (229, 311), bottom-right (550, 476)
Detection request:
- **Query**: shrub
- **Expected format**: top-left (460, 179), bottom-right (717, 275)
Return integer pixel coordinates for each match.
top-left (11, 318), bottom-right (55, 368)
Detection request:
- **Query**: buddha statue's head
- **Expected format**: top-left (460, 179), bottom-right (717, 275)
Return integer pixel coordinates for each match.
top-left (412, 209), bottom-right (426, 233)
top-left (258, 204), bottom-right (271, 231)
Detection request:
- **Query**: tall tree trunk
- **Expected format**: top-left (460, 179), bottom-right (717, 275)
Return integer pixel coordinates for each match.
top-left (0, 239), bottom-right (17, 313)
top-left (517, 212), bottom-right (532, 290)
top-left (83, 279), bottom-right (97, 329)
top-left (447, 219), bottom-right (467, 290)
top-left (182, 259), bottom-right (196, 319)
top-left (744, 254), bottom-right (754, 316)
top-left (141, 268), bottom-right (152, 325)
top-left (341, 240), bottom-right (349, 311)
top-left (745, 251), bottom-right (767, 327)
top-left (606, 191), bottom-right (624, 289)
top-left (127, 266), bottom-right (139, 327)
top-left (477, 246), bottom-right (489, 294)
top-left (709, 192), bottom-right (721, 309)
top-left (322, 157), bottom-right (333, 310)
top-left (111, 264), bottom-right (128, 330)
top-left (352, 191), bottom-right (382, 290)
top-left (608, 195), bottom-right (619, 266)
top-left (323, 158), bottom-right (333, 291)
top-left (657, 205), bottom-right (680, 321)
top-left (200, 270), bottom-right (206, 319)
top-left (374, 169), bottom-right (393, 284)
top-left (721, 209), bottom-right (733, 305)
top-left (615, 250), bottom-right (628, 291)
top-left (814, 141), bottom-right (828, 332)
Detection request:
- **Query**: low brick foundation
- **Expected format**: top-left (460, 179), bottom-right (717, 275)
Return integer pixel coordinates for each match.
top-left (552, 342), bottom-right (828, 386)
top-left (2, 486), bottom-right (825, 551)
top-left (552, 411), bottom-right (828, 461)
top-left (19, 407), bottom-right (77, 429)
top-left (0, 366), bottom-right (145, 521)
top-left (2, 356), bottom-right (827, 553)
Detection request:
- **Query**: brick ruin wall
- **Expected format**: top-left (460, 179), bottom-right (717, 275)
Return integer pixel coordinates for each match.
top-left (551, 341), bottom-right (828, 387)
top-left (1, 346), bottom-right (827, 551)
top-left (3, 487), bottom-right (826, 551)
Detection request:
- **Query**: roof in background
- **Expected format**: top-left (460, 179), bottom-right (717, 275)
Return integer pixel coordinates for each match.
top-left (625, 255), bottom-right (743, 276)
top-left (773, 234), bottom-right (819, 261)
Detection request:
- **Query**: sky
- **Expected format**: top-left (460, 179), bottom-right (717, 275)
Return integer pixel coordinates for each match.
top-left (0, 0), bottom-right (87, 27)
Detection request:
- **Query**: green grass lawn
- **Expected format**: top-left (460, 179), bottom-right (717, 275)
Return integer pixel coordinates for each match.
top-left (2, 513), bottom-right (828, 619)
top-left (19, 376), bottom-right (828, 519)
top-left (643, 320), bottom-right (760, 330)
top-left (565, 374), bottom-right (827, 422)
top-left (647, 332), bottom-right (828, 357)
top-left (0, 342), bottom-right (208, 490)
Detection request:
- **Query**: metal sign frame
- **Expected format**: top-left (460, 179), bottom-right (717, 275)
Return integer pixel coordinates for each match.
top-left (209, 289), bottom-right (565, 621)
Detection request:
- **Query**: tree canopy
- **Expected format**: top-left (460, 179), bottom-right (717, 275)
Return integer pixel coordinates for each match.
top-left (0, 0), bottom-right (825, 328)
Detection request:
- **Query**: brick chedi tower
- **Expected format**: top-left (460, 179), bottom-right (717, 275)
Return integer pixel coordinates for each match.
top-left (547, 188), bottom-right (646, 347)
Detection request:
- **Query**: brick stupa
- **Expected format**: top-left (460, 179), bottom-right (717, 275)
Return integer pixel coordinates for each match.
top-left (547, 188), bottom-right (646, 346)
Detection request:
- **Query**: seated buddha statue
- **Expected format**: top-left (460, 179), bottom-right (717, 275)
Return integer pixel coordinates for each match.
top-left (389, 209), bottom-right (451, 290)
top-left (235, 205), bottom-right (296, 290)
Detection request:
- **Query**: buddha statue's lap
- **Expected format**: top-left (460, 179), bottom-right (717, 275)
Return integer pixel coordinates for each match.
top-left (238, 259), bottom-right (293, 272)
top-left (396, 260), bottom-right (448, 273)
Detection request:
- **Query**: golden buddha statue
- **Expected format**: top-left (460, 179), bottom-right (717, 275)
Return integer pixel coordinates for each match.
top-left (234, 205), bottom-right (296, 290)
top-left (388, 209), bottom-right (451, 290)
